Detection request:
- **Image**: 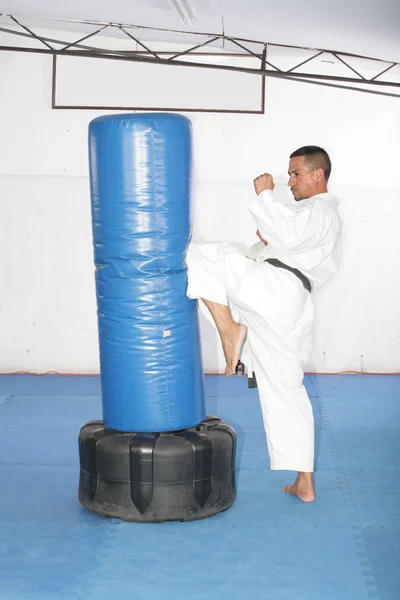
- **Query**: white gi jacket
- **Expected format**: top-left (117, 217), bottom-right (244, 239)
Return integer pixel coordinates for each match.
top-left (247, 190), bottom-right (342, 292)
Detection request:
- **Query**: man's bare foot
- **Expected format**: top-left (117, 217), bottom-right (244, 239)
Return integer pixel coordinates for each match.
top-left (221, 323), bottom-right (247, 376)
top-left (283, 472), bottom-right (315, 503)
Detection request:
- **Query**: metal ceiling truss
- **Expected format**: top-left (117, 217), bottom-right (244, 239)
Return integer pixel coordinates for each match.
top-left (1, 14), bottom-right (399, 98)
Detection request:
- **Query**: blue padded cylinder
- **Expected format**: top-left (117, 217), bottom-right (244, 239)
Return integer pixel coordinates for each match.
top-left (88, 113), bottom-right (206, 432)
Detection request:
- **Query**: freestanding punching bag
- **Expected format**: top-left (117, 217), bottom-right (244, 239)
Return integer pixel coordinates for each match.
top-left (78, 114), bottom-right (237, 522)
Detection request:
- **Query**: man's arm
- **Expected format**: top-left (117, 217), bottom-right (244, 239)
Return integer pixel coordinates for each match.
top-left (249, 173), bottom-right (317, 251)
top-left (253, 174), bottom-right (274, 246)
top-left (254, 173), bottom-right (275, 196)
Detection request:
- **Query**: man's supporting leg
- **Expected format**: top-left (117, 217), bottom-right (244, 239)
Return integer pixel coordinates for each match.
top-left (246, 321), bottom-right (315, 502)
top-left (201, 300), bottom-right (247, 376)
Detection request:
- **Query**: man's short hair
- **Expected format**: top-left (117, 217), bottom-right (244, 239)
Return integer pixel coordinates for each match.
top-left (290, 146), bottom-right (331, 182)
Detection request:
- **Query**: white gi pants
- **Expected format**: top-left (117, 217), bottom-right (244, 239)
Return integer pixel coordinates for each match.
top-left (186, 242), bottom-right (315, 472)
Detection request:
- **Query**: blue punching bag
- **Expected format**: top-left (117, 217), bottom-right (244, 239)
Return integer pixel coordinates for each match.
top-left (78, 113), bottom-right (236, 522)
top-left (88, 113), bottom-right (205, 433)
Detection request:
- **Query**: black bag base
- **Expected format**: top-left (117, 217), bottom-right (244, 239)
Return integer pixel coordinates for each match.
top-left (78, 416), bottom-right (237, 523)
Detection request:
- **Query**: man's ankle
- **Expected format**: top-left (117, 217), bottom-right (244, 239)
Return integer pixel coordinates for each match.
top-left (297, 472), bottom-right (313, 484)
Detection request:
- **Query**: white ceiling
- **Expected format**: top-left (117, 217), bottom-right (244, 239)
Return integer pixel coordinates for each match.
top-left (0, 0), bottom-right (399, 61)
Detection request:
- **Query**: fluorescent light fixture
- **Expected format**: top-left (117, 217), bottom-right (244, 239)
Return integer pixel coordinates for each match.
top-left (169, 0), bottom-right (196, 26)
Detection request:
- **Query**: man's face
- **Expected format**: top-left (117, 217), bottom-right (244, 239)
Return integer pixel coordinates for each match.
top-left (288, 156), bottom-right (321, 201)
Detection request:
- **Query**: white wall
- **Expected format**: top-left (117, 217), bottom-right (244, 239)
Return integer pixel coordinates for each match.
top-left (1, 47), bottom-right (399, 374)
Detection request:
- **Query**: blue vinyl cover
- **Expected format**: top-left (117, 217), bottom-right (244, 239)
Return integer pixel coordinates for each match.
top-left (88, 114), bottom-right (206, 432)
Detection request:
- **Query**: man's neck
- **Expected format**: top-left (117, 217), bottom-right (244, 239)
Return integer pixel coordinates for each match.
top-left (307, 187), bottom-right (328, 200)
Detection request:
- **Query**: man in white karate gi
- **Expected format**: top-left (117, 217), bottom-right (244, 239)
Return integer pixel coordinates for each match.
top-left (186, 146), bottom-right (342, 502)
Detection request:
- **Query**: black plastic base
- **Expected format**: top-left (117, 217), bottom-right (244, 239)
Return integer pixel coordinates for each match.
top-left (78, 416), bottom-right (237, 522)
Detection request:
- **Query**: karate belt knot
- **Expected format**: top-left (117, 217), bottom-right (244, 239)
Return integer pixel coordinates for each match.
top-left (265, 258), bottom-right (312, 293)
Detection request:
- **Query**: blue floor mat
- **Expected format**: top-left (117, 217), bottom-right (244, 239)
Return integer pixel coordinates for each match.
top-left (0, 373), bottom-right (398, 600)
top-left (363, 526), bottom-right (400, 600)
top-left (0, 374), bottom-right (101, 396)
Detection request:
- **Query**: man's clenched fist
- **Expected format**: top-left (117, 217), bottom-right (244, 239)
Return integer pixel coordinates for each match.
top-left (253, 173), bottom-right (275, 196)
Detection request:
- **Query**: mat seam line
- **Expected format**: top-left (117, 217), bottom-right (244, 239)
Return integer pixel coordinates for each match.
top-left (309, 374), bottom-right (383, 600)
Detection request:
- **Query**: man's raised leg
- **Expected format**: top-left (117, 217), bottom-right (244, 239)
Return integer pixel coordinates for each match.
top-left (201, 300), bottom-right (247, 376)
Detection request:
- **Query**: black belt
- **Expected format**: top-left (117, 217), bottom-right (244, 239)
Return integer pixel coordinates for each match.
top-left (265, 258), bottom-right (312, 293)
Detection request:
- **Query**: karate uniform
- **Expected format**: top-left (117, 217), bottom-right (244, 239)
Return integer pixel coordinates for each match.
top-left (186, 190), bottom-right (342, 472)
